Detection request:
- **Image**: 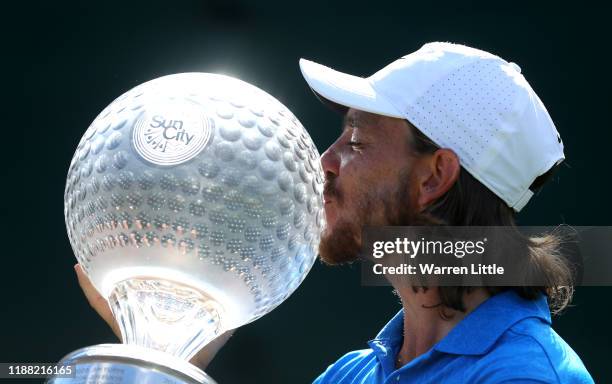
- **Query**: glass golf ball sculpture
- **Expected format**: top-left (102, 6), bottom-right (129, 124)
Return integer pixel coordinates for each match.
top-left (62, 73), bottom-right (324, 382)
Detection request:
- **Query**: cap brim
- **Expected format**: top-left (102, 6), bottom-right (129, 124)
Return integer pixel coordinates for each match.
top-left (299, 58), bottom-right (403, 118)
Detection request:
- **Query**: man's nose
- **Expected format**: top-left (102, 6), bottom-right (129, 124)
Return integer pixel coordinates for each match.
top-left (321, 146), bottom-right (340, 177)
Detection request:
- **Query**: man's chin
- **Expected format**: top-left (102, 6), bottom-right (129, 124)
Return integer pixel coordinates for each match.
top-left (317, 224), bottom-right (362, 265)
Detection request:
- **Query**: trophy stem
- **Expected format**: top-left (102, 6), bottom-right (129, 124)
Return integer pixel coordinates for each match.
top-left (108, 278), bottom-right (223, 361)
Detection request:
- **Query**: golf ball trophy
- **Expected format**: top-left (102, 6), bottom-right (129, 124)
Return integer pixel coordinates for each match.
top-left (52, 73), bottom-right (324, 383)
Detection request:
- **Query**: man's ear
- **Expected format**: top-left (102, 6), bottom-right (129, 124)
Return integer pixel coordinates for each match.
top-left (415, 149), bottom-right (460, 210)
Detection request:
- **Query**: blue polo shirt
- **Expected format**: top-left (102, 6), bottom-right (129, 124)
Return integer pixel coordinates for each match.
top-left (314, 291), bottom-right (593, 383)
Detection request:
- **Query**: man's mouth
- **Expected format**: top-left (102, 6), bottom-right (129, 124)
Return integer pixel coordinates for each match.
top-left (322, 195), bottom-right (337, 224)
top-left (323, 180), bottom-right (340, 205)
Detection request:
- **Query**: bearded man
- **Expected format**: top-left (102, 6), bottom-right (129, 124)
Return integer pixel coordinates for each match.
top-left (300, 42), bottom-right (592, 383)
top-left (76, 42), bottom-right (593, 383)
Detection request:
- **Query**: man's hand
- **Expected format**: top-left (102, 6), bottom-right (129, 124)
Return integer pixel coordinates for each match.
top-left (74, 263), bottom-right (232, 370)
top-left (74, 263), bottom-right (122, 340)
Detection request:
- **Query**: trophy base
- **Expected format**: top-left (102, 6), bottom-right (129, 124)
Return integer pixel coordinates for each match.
top-left (47, 343), bottom-right (216, 384)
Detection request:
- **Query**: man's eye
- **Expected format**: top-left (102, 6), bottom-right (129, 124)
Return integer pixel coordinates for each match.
top-left (348, 141), bottom-right (362, 148)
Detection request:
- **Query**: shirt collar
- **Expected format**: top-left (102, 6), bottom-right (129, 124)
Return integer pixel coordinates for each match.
top-left (367, 290), bottom-right (551, 363)
top-left (434, 290), bottom-right (551, 355)
top-left (367, 309), bottom-right (404, 376)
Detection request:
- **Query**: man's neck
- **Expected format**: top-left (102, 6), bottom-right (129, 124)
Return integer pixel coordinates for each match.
top-left (393, 287), bottom-right (490, 369)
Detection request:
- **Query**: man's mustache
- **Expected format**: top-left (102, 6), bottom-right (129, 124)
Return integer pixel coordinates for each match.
top-left (323, 173), bottom-right (342, 201)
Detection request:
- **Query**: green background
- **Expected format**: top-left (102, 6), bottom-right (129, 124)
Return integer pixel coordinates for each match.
top-left (12, 0), bottom-right (611, 382)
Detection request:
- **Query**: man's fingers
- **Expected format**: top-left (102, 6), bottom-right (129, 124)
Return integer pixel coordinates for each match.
top-left (189, 330), bottom-right (235, 370)
top-left (74, 263), bottom-right (122, 339)
top-left (74, 264), bottom-right (96, 299)
top-left (74, 264), bottom-right (106, 310)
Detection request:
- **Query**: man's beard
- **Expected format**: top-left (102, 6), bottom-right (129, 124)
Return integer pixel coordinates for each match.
top-left (318, 170), bottom-right (427, 265)
top-left (317, 199), bottom-right (372, 265)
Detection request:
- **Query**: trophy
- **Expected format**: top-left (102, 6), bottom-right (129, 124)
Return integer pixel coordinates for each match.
top-left (51, 73), bottom-right (325, 383)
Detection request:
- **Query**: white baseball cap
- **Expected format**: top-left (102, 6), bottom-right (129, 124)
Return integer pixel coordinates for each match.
top-left (299, 42), bottom-right (564, 212)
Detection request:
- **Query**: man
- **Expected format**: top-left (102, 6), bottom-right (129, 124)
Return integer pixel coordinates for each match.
top-left (76, 42), bottom-right (593, 383)
top-left (299, 42), bottom-right (592, 383)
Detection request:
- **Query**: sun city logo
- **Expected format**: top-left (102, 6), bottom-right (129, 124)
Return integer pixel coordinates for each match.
top-left (148, 116), bottom-right (194, 150)
top-left (132, 104), bottom-right (212, 166)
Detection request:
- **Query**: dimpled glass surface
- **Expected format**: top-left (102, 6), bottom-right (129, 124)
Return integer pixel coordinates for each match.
top-left (64, 73), bottom-right (325, 330)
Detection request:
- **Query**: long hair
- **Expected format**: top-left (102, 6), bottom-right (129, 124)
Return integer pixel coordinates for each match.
top-left (409, 123), bottom-right (573, 315)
